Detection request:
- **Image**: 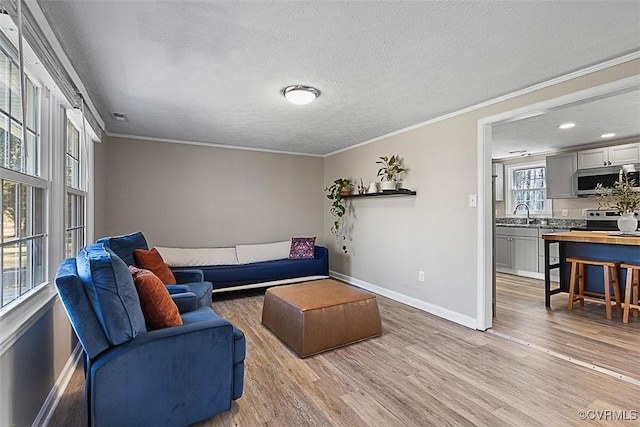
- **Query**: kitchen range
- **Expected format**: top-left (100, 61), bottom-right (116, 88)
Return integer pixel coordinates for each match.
top-left (580, 209), bottom-right (640, 231)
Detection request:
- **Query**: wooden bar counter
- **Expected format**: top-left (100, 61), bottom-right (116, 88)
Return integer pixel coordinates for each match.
top-left (541, 231), bottom-right (640, 308)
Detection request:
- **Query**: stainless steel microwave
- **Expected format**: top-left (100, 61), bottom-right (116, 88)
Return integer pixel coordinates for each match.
top-left (574, 165), bottom-right (640, 196)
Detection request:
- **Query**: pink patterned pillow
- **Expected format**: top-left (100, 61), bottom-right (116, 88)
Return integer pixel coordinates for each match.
top-left (289, 237), bottom-right (316, 259)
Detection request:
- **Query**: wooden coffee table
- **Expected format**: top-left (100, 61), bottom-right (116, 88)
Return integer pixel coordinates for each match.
top-left (261, 279), bottom-right (382, 357)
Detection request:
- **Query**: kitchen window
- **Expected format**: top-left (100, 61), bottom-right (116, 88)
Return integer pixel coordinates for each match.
top-left (506, 161), bottom-right (552, 217)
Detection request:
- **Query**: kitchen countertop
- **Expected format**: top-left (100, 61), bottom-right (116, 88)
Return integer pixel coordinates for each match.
top-left (495, 217), bottom-right (585, 230)
top-left (541, 230), bottom-right (640, 246)
top-left (495, 223), bottom-right (580, 230)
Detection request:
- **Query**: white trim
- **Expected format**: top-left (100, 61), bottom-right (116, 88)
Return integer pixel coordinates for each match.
top-left (23, 0), bottom-right (105, 130)
top-left (476, 74), bottom-right (640, 331)
top-left (324, 51), bottom-right (640, 158)
top-left (0, 285), bottom-right (57, 356)
top-left (212, 275), bottom-right (329, 293)
top-left (32, 343), bottom-right (83, 427)
top-left (330, 271), bottom-right (478, 330)
top-left (477, 123), bottom-right (493, 331)
top-left (105, 132), bottom-right (325, 158)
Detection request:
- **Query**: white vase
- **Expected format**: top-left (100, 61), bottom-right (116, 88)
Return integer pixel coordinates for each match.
top-left (617, 212), bottom-right (638, 233)
top-left (380, 180), bottom-right (396, 191)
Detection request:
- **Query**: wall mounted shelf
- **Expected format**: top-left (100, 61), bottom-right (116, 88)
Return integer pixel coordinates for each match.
top-left (344, 190), bottom-right (417, 198)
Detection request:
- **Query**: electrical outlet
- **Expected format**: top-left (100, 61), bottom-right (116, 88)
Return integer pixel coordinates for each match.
top-left (561, 209), bottom-right (568, 217)
top-left (469, 194), bottom-right (477, 207)
top-left (418, 271), bottom-right (425, 282)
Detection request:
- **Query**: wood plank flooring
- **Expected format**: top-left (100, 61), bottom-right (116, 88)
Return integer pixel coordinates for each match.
top-left (48, 276), bottom-right (640, 426)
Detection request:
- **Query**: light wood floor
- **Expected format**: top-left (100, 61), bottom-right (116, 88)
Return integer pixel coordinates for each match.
top-left (48, 275), bottom-right (640, 426)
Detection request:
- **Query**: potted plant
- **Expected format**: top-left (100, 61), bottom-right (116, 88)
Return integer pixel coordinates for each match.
top-left (595, 173), bottom-right (640, 232)
top-left (376, 155), bottom-right (405, 191)
top-left (324, 178), bottom-right (352, 253)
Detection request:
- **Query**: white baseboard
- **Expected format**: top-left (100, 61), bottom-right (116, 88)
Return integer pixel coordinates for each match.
top-left (329, 271), bottom-right (479, 330)
top-left (33, 343), bottom-right (83, 427)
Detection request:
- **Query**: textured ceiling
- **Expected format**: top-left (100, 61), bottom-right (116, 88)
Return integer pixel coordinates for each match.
top-left (36, 0), bottom-right (640, 156)
top-left (492, 88), bottom-right (640, 159)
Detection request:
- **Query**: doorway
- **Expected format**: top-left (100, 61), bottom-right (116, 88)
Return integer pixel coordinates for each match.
top-left (476, 74), bottom-right (640, 330)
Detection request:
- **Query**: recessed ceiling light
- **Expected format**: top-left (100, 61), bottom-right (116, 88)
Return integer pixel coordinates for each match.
top-left (601, 133), bottom-right (616, 138)
top-left (559, 122), bottom-right (575, 129)
top-left (110, 112), bottom-right (128, 122)
top-left (283, 85), bottom-right (320, 105)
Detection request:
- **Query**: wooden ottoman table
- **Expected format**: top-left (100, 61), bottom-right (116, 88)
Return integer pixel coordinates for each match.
top-left (261, 279), bottom-right (382, 358)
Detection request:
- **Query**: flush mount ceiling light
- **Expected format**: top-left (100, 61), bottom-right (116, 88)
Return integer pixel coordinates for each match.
top-left (601, 132), bottom-right (616, 138)
top-left (283, 85), bottom-right (320, 105)
top-left (558, 122), bottom-right (575, 129)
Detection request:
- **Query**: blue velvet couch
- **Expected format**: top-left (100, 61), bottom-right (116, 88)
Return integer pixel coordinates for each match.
top-left (55, 244), bottom-right (245, 426)
top-left (97, 232), bottom-right (213, 307)
top-left (201, 245), bottom-right (330, 291)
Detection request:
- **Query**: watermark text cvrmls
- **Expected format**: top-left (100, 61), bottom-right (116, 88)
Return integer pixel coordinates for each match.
top-left (577, 409), bottom-right (638, 421)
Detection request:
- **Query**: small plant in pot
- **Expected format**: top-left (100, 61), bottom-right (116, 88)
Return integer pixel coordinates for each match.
top-left (376, 155), bottom-right (405, 191)
top-left (594, 173), bottom-right (640, 233)
top-left (324, 178), bottom-right (352, 253)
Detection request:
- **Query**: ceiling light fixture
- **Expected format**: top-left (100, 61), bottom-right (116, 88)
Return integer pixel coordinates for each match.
top-left (558, 122), bottom-right (575, 129)
top-left (601, 133), bottom-right (616, 138)
top-left (283, 85), bottom-right (320, 105)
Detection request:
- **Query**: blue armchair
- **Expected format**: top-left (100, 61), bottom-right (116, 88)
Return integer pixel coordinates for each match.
top-left (97, 231), bottom-right (213, 307)
top-left (55, 243), bottom-right (245, 426)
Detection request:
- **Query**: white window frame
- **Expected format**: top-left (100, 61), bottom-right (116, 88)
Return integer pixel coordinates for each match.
top-left (64, 113), bottom-right (87, 258)
top-left (0, 13), bottom-right (97, 354)
top-left (505, 160), bottom-right (553, 218)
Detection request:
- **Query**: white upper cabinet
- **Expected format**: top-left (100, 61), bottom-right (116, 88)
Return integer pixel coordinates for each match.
top-left (608, 143), bottom-right (640, 165)
top-left (546, 152), bottom-right (577, 198)
top-left (577, 143), bottom-right (640, 169)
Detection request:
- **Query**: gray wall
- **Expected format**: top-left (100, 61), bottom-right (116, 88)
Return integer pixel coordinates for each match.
top-left (0, 301), bottom-right (75, 427)
top-left (102, 136), bottom-right (325, 248)
top-left (94, 139), bottom-right (108, 240)
top-left (324, 59), bottom-right (640, 322)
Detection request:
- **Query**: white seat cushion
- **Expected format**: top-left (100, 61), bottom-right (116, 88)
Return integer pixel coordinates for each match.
top-left (235, 241), bottom-right (291, 264)
top-left (155, 246), bottom-right (239, 267)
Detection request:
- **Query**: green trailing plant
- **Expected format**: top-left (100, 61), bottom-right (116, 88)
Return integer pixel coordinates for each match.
top-left (594, 173), bottom-right (640, 213)
top-left (324, 178), bottom-right (351, 253)
top-left (376, 155), bottom-right (405, 181)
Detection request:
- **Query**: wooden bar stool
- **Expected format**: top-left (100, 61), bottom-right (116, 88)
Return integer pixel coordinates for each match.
top-left (567, 257), bottom-right (622, 320)
top-left (621, 263), bottom-right (640, 324)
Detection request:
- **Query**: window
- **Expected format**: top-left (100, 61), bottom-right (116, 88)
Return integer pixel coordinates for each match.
top-left (506, 161), bottom-right (552, 217)
top-left (65, 118), bottom-right (85, 258)
top-left (0, 36), bottom-right (47, 307)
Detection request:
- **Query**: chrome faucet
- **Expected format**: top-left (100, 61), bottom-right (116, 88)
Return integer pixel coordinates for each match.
top-left (514, 203), bottom-right (531, 224)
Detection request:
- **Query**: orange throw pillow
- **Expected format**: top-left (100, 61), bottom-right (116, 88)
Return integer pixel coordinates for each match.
top-left (134, 248), bottom-right (177, 285)
top-left (129, 266), bottom-right (182, 329)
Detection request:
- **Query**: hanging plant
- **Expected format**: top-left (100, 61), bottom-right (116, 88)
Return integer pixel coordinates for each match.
top-left (324, 178), bottom-right (351, 253)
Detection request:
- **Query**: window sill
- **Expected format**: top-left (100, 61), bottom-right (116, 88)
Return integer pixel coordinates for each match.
top-left (0, 283), bottom-right (58, 357)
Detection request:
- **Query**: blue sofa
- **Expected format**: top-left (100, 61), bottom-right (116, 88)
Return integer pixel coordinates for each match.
top-left (201, 245), bottom-right (329, 291)
top-left (97, 232), bottom-right (213, 307)
top-left (55, 244), bottom-right (245, 426)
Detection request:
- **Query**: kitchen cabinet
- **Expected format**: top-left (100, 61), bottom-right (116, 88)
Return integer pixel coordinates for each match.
top-left (546, 152), bottom-right (577, 198)
top-left (493, 163), bottom-right (504, 201)
top-left (577, 143), bottom-right (640, 169)
top-left (495, 226), bottom-right (539, 277)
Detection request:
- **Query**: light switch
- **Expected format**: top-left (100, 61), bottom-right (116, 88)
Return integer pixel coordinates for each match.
top-left (469, 194), bottom-right (477, 207)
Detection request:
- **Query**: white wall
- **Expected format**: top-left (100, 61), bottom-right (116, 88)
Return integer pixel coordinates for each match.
top-left (103, 136), bottom-right (325, 248)
top-left (324, 59), bottom-right (640, 326)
